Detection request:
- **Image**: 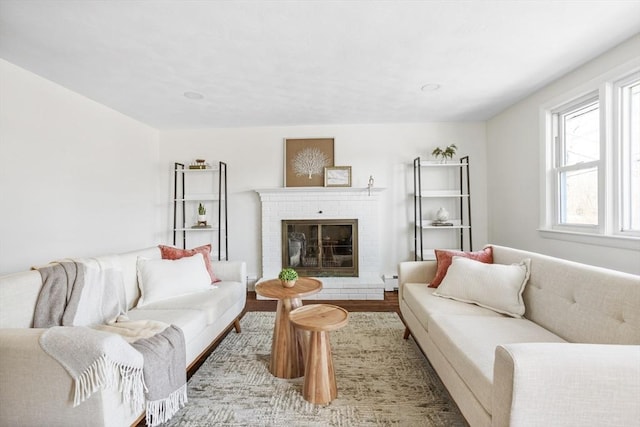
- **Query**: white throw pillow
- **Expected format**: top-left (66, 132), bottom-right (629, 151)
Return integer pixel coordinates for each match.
top-left (136, 253), bottom-right (211, 307)
top-left (433, 256), bottom-right (531, 318)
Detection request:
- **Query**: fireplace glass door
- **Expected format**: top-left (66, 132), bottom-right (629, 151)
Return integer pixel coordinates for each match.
top-left (282, 219), bottom-right (358, 277)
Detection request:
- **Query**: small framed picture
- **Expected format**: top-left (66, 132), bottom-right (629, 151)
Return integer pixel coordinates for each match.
top-left (324, 166), bottom-right (352, 187)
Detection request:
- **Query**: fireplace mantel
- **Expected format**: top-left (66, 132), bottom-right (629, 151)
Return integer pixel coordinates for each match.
top-left (255, 187), bottom-right (386, 300)
top-left (256, 187), bottom-right (385, 198)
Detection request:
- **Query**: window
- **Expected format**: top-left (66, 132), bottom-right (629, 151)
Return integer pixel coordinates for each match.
top-left (617, 77), bottom-right (640, 234)
top-left (542, 67), bottom-right (640, 245)
top-left (552, 96), bottom-right (601, 229)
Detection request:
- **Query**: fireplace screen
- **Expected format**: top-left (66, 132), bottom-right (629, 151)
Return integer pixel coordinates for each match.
top-left (282, 219), bottom-right (358, 277)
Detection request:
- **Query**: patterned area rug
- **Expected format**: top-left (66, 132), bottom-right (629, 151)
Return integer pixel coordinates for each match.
top-left (165, 311), bottom-right (467, 426)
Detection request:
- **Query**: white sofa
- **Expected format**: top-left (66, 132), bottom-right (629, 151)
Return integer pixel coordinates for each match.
top-left (0, 246), bottom-right (247, 427)
top-left (399, 245), bottom-right (640, 427)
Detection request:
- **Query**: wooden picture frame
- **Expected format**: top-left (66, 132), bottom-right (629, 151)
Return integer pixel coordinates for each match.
top-left (284, 138), bottom-right (334, 187)
top-left (324, 166), bottom-right (352, 187)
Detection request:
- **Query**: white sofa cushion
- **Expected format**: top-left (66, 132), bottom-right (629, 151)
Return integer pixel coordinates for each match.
top-left (429, 314), bottom-right (566, 414)
top-left (125, 308), bottom-right (208, 350)
top-left (434, 256), bottom-right (531, 318)
top-left (134, 281), bottom-right (246, 325)
top-left (403, 283), bottom-right (503, 333)
top-left (136, 253), bottom-right (211, 307)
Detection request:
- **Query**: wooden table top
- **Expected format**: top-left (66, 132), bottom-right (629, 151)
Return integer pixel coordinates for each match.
top-left (255, 277), bottom-right (323, 300)
top-left (289, 304), bottom-right (349, 332)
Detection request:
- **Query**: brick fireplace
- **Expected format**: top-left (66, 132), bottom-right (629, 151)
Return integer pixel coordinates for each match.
top-left (256, 187), bottom-right (385, 300)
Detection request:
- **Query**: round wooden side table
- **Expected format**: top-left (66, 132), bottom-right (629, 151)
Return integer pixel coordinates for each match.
top-left (289, 304), bottom-right (349, 404)
top-left (254, 277), bottom-right (322, 379)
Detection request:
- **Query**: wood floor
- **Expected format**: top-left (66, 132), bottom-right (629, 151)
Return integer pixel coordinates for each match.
top-left (242, 290), bottom-right (400, 314)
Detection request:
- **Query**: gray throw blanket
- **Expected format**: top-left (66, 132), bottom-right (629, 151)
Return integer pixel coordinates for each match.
top-left (132, 325), bottom-right (187, 426)
top-left (39, 326), bottom-right (146, 410)
top-left (35, 258), bottom-right (187, 426)
top-left (34, 259), bottom-right (125, 327)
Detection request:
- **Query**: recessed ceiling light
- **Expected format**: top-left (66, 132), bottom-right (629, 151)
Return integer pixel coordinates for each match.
top-left (184, 91), bottom-right (204, 100)
top-left (421, 84), bottom-right (441, 92)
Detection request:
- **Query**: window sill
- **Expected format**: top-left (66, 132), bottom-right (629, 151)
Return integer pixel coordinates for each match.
top-left (538, 228), bottom-right (640, 250)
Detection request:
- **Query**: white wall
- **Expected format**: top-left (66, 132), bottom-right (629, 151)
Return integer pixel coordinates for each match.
top-left (159, 123), bottom-right (488, 279)
top-left (486, 34), bottom-right (640, 275)
top-left (0, 60), bottom-right (161, 274)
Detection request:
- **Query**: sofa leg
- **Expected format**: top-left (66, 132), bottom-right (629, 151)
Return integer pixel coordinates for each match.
top-left (234, 318), bottom-right (242, 333)
top-left (403, 327), bottom-right (411, 340)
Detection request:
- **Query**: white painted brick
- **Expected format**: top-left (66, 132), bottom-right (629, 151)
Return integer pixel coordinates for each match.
top-left (258, 188), bottom-right (384, 300)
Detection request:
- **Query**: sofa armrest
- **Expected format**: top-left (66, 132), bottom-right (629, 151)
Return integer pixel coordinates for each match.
top-left (398, 261), bottom-right (437, 286)
top-left (1, 328), bottom-right (141, 426)
top-left (211, 260), bottom-right (247, 285)
top-left (493, 343), bottom-right (640, 427)
top-left (0, 328), bottom-right (75, 423)
top-left (398, 261), bottom-right (436, 301)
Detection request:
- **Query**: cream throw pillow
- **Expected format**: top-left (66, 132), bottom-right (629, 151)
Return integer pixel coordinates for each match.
top-left (433, 256), bottom-right (531, 318)
top-left (136, 253), bottom-right (211, 307)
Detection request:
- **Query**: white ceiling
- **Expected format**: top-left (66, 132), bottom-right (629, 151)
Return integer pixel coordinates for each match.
top-left (1, 1), bottom-right (639, 129)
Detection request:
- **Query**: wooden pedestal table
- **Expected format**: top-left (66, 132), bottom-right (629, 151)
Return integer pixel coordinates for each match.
top-left (254, 277), bottom-right (322, 379)
top-left (289, 304), bottom-right (349, 404)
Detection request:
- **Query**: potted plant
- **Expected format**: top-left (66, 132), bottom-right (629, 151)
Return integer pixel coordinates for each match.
top-left (278, 268), bottom-right (299, 288)
top-left (431, 144), bottom-right (457, 163)
top-left (198, 203), bottom-right (207, 223)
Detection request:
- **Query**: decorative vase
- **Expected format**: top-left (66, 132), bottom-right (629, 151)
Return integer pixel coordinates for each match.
top-left (281, 279), bottom-right (296, 288)
top-left (198, 214), bottom-right (207, 222)
top-left (435, 207), bottom-right (449, 221)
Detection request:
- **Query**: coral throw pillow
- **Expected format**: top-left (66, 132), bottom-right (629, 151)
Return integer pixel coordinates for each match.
top-left (158, 244), bottom-right (221, 283)
top-left (428, 246), bottom-right (493, 288)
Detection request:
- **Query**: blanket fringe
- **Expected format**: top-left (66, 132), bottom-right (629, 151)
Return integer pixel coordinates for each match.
top-left (145, 383), bottom-right (188, 427)
top-left (73, 354), bottom-right (146, 412)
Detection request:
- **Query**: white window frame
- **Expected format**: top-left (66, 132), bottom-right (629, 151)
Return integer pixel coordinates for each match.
top-left (612, 71), bottom-right (640, 238)
top-left (550, 93), bottom-right (603, 233)
top-left (539, 59), bottom-right (640, 250)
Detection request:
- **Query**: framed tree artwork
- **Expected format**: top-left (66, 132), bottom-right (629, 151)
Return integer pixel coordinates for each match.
top-left (284, 138), bottom-right (335, 187)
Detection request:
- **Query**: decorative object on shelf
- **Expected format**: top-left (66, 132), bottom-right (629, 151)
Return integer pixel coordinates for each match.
top-left (189, 159), bottom-right (210, 169)
top-left (191, 224), bottom-right (212, 229)
top-left (278, 268), bottom-right (299, 288)
top-left (197, 203), bottom-right (207, 226)
top-left (435, 207), bottom-right (449, 221)
top-left (431, 144), bottom-right (457, 163)
top-left (368, 175), bottom-right (374, 196)
top-left (433, 207), bottom-right (452, 226)
top-left (324, 166), bottom-right (352, 187)
top-left (285, 138), bottom-right (334, 187)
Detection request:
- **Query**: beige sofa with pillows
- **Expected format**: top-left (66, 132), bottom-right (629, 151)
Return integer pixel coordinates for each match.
top-left (399, 244), bottom-right (640, 427)
top-left (0, 245), bottom-right (246, 427)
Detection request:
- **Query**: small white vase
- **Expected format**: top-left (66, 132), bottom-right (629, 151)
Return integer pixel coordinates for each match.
top-left (435, 207), bottom-right (449, 221)
top-left (198, 214), bottom-right (207, 222)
